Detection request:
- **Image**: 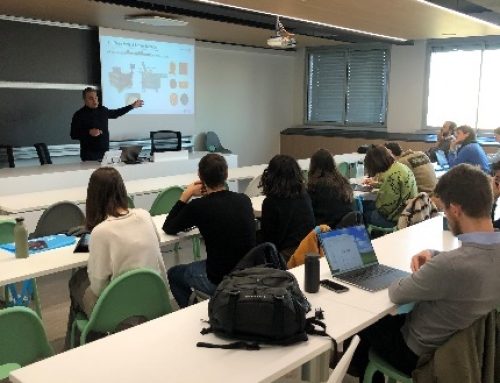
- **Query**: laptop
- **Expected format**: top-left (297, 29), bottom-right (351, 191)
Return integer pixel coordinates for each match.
top-left (120, 145), bottom-right (143, 164)
top-left (434, 149), bottom-right (449, 171)
top-left (318, 225), bottom-right (409, 292)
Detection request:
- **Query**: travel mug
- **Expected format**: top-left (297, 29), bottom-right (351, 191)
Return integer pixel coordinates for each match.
top-left (304, 253), bottom-right (320, 293)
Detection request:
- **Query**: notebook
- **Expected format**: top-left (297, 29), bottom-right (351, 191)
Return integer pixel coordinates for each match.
top-left (0, 234), bottom-right (76, 255)
top-left (318, 225), bottom-right (409, 292)
top-left (434, 149), bottom-right (449, 171)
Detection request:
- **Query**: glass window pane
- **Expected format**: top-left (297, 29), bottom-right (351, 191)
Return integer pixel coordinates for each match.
top-left (426, 50), bottom-right (481, 128)
top-left (477, 49), bottom-right (500, 130)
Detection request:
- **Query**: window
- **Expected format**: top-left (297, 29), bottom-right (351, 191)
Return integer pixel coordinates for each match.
top-left (307, 46), bottom-right (389, 126)
top-left (426, 41), bottom-right (500, 131)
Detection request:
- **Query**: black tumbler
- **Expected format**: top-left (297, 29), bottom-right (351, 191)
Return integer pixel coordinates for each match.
top-left (304, 253), bottom-right (320, 293)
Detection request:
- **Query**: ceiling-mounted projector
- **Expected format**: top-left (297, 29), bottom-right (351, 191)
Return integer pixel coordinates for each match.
top-left (267, 16), bottom-right (296, 49)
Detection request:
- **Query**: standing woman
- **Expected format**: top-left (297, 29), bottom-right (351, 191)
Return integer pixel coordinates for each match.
top-left (66, 167), bottom-right (167, 346)
top-left (363, 145), bottom-right (417, 228)
top-left (259, 154), bottom-right (315, 262)
top-left (448, 125), bottom-right (490, 173)
top-left (307, 148), bottom-right (354, 227)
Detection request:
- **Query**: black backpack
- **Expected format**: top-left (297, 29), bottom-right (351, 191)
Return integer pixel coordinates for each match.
top-left (197, 266), bottom-right (333, 350)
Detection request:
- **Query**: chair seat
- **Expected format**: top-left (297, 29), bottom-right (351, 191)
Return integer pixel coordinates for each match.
top-left (363, 349), bottom-right (412, 383)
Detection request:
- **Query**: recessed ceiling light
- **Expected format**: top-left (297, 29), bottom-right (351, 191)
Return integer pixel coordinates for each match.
top-left (126, 15), bottom-right (188, 27)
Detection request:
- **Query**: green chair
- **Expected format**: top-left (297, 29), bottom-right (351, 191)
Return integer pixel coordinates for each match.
top-left (70, 268), bottom-right (172, 347)
top-left (337, 162), bottom-right (349, 178)
top-left (0, 221), bottom-right (42, 318)
top-left (363, 349), bottom-right (412, 383)
top-left (149, 186), bottom-right (184, 216)
top-left (0, 221), bottom-right (15, 244)
top-left (127, 195), bottom-right (135, 208)
top-left (0, 306), bottom-right (54, 379)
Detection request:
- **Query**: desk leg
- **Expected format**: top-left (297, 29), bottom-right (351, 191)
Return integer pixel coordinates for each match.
top-left (301, 349), bottom-right (330, 383)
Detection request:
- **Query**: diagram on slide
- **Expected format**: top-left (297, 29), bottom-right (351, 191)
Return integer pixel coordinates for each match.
top-left (100, 35), bottom-right (195, 115)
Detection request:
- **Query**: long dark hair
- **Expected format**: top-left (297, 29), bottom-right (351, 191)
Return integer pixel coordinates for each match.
top-left (307, 149), bottom-right (353, 203)
top-left (85, 167), bottom-right (129, 231)
top-left (259, 155), bottom-right (305, 198)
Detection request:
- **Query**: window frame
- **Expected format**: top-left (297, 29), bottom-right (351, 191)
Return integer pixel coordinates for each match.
top-left (305, 44), bottom-right (391, 129)
top-left (423, 36), bottom-right (500, 134)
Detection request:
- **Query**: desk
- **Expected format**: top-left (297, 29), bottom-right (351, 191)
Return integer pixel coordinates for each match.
top-left (0, 153), bottom-right (238, 196)
top-left (0, 215), bottom-right (196, 286)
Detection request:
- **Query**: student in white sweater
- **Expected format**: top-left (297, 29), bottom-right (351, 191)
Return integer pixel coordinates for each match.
top-left (65, 167), bottom-right (167, 347)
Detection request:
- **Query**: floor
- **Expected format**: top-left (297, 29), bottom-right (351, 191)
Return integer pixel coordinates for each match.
top-left (30, 240), bottom-right (359, 383)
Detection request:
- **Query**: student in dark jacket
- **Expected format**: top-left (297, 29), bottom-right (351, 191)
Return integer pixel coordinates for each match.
top-left (259, 154), bottom-right (315, 262)
top-left (307, 148), bottom-right (354, 228)
top-left (163, 154), bottom-right (256, 308)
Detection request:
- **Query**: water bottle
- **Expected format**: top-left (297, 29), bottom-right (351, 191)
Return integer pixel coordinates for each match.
top-left (14, 217), bottom-right (29, 259)
top-left (356, 161), bottom-right (365, 178)
top-left (304, 253), bottom-right (320, 293)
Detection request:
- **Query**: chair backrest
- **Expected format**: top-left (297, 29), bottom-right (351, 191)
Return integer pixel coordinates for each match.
top-left (206, 131), bottom-right (231, 153)
top-left (33, 143), bottom-right (52, 165)
top-left (337, 162), bottom-right (349, 178)
top-left (234, 242), bottom-right (286, 271)
top-left (0, 145), bottom-right (15, 168)
top-left (244, 175), bottom-right (263, 197)
top-left (149, 186), bottom-right (183, 216)
top-left (0, 221), bottom-right (15, 245)
top-left (84, 269), bottom-right (172, 336)
top-left (327, 335), bottom-right (360, 383)
top-left (150, 130), bottom-right (182, 155)
top-left (127, 195), bottom-right (135, 208)
top-left (32, 201), bottom-right (85, 238)
top-left (0, 307), bottom-right (54, 366)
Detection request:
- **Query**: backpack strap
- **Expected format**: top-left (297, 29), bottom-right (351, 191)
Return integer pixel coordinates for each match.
top-left (197, 341), bottom-right (260, 350)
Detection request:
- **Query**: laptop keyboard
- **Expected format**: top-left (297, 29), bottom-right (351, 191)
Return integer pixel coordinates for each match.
top-left (338, 264), bottom-right (396, 283)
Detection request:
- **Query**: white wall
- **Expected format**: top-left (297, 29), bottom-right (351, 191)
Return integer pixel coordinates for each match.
top-left (386, 40), bottom-right (428, 133)
top-left (194, 43), bottom-right (296, 166)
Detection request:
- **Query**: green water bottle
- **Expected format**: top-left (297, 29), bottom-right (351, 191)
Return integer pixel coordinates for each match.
top-left (14, 217), bottom-right (29, 259)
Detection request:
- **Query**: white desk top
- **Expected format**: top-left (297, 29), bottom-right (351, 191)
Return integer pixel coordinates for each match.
top-left (0, 215), bottom-right (195, 286)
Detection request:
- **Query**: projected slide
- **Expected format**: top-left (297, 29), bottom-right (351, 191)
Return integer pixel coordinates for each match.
top-left (99, 32), bottom-right (194, 115)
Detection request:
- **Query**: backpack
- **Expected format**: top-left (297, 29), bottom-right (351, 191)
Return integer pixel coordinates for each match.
top-left (197, 267), bottom-right (323, 350)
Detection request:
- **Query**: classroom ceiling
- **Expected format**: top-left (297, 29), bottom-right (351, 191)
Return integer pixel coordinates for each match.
top-left (2, 0), bottom-right (500, 49)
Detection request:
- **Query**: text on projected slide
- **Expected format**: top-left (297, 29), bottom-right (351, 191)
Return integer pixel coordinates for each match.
top-left (100, 35), bottom-right (194, 115)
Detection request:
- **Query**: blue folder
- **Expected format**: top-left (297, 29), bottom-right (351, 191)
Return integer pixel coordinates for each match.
top-left (0, 234), bottom-right (77, 255)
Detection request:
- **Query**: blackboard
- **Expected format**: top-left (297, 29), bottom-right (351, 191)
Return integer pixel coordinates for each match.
top-left (0, 19), bottom-right (100, 146)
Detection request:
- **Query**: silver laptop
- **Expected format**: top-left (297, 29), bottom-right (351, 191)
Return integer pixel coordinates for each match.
top-left (319, 225), bottom-right (409, 292)
top-left (435, 149), bottom-right (449, 171)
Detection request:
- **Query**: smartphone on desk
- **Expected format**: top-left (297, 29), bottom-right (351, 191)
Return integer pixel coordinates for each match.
top-left (320, 279), bottom-right (349, 293)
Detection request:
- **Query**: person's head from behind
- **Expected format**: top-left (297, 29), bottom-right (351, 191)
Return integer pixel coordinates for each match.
top-left (434, 164), bottom-right (493, 236)
top-left (384, 142), bottom-right (403, 158)
top-left (494, 127), bottom-right (500, 143)
top-left (491, 161), bottom-right (500, 199)
top-left (364, 145), bottom-right (395, 177)
top-left (86, 167), bottom-right (128, 231)
top-left (198, 153), bottom-right (228, 190)
top-left (441, 121), bottom-right (457, 138)
top-left (309, 149), bottom-right (335, 177)
top-left (260, 154), bottom-right (304, 198)
top-left (83, 87), bottom-right (99, 109)
top-left (455, 125), bottom-right (476, 145)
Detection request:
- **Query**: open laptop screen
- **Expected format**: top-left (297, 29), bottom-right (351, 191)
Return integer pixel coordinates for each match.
top-left (435, 150), bottom-right (449, 169)
top-left (319, 226), bottom-right (378, 275)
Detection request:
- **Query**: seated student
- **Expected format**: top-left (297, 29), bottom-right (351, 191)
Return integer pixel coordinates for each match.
top-left (307, 148), bottom-right (353, 227)
top-left (163, 154), bottom-right (255, 308)
top-left (488, 127), bottom-right (500, 164)
top-left (385, 142), bottom-right (437, 193)
top-left (448, 125), bottom-right (490, 174)
top-left (427, 120), bottom-right (456, 162)
top-left (66, 167), bottom-right (167, 345)
top-left (491, 161), bottom-right (500, 229)
top-left (363, 145), bottom-right (417, 228)
top-left (352, 164), bottom-right (500, 380)
top-left (259, 154), bottom-right (315, 262)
